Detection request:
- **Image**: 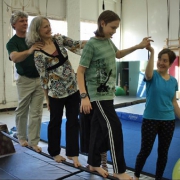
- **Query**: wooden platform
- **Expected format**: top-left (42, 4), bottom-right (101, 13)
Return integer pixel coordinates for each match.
top-left (0, 123), bottom-right (15, 157)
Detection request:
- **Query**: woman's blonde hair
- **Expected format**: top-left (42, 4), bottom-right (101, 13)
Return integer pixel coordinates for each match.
top-left (26, 16), bottom-right (49, 46)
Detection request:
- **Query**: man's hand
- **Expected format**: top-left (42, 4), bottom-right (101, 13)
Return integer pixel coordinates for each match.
top-left (53, 33), bottom-right (61, 38)
top-left (28, 42), bottom-right (44, 54)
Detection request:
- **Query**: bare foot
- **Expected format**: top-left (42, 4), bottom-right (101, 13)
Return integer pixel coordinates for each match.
top-left (89, 165), bottom-right (109, 178)
top-left (30, 145), bottom-right (42, 153)
top-left (53, 155), bottom-right (66, 163)
top-left (133, 175), bottom-right (139, 180)
top-left (19, 139), bottom-right (28, 147)
top-left (67, 156), bottom-right (81, 167)
top-left (101, 152), bottom-right (108, 171)
top-left (113, 172), bottom-right (133, 180)
top-left (85, 164), bottom-right (90, 168)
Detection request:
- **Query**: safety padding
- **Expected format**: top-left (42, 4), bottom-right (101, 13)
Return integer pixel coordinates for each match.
top-left (40, 119), bottom-right (66, 147)
top-left (0, 122), bottom-right (15, 156)
top-left (115, 103), bottom-right (145, 123)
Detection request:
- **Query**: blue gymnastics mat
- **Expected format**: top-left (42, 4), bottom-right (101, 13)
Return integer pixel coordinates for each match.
top-left (40, 103), bottom-right (180, 179)
top-left (0, 143), bottom-right (117, 180)
top-left (40, 118), bottom-right (66, 147)
top-left (116, 102), bottom-right (145, 123)
top-left (107, 103), bottom-right (180, 179)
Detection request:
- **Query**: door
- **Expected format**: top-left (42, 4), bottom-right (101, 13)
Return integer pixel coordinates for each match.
top-left (129, 61), bottom-right (140, 96)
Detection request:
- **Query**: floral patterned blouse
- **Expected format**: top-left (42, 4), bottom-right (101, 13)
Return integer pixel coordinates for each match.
top-left (34, 35), bottom-right (82, 98)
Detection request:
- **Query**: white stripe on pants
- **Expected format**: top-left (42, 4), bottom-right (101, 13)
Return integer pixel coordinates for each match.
top-left (88, 100), bottom-right (126, 174)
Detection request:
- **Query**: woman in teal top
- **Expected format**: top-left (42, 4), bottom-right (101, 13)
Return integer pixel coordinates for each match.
top-left (77, 10), bottom-right (152, 180)
top-left (134, 46), bottom-right (180, 180)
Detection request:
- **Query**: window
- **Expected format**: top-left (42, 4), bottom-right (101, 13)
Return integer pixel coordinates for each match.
top-left (13, 16), bottom-right (67, 81)
top-left (80, 22), bottom-right (97, 40)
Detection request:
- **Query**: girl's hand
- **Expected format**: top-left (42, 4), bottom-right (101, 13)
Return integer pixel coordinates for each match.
top-left (80, 97), bottom-right (92, 114)
top-left (138, 37), bottom-right (154, 49)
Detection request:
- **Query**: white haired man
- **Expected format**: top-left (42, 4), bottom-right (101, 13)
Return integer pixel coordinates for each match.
top-left (6, 11), bottom-right (44, 152)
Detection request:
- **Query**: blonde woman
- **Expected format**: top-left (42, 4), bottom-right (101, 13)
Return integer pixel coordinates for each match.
top-left (26, 16), bottom-right (86, 167)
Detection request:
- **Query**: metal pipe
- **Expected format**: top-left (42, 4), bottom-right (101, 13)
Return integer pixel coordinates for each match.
top-left (1, 0), bottom-right (6, 105)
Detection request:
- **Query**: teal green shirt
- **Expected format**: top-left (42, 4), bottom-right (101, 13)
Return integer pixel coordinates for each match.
top-left (6, 35), bottom-right (39, 78)
top-left (79, 37), bottom-right (118, 102)
top-left (143, 70), bottom-right (178, 120)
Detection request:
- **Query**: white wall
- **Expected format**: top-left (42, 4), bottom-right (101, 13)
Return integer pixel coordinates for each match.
top-left (121, 0), bottom-right (180, 61)
top-left (0, 0), bottom-right (4, 106)
top-left (0, 0), bottom-right (120, 109)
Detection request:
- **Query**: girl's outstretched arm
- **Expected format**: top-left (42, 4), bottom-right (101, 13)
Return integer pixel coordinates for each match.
top-left (116, 37), bottom-right (153, 59)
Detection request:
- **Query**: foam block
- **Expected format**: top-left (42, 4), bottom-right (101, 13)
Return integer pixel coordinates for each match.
top-left (0, 122), bottom-right (15, 156)
top-left (40, 119), bottom-right (66, 147)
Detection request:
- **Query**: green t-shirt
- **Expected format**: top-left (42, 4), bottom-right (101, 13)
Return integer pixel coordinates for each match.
top-left (6, 35), bottom-right (39, 78)
top-left (79, 37), bottom-right (118, 102)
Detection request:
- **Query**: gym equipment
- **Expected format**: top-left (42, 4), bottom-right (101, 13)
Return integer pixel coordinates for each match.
top-left (0, 122), bottom-right (15, 157)
top-left (172, 159), bottom-right (180, 179)
top-left (115, 86), bottom-right (126, 96)
top-left (0, 129), bottom-right (118, 180)
top-left (107, 103), bottom-right (180, 179)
